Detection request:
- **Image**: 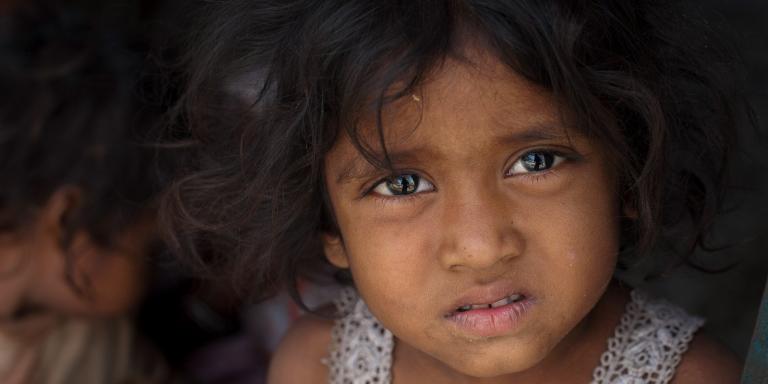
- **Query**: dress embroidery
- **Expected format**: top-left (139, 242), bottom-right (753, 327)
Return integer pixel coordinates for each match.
top-left (327, 288), bottom-right (703, 384)
top-left (591, 291), bottom-right (704, 384)
top-left (327, 288), bottom-right (393, 384)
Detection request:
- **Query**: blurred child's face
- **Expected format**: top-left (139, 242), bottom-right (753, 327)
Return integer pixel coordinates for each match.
top-left (323, 50), bottom-right (621, 378)
top-left (28, 213), bottom-right (153, 318)
top-left (0, 194), bottom-right (152, 325)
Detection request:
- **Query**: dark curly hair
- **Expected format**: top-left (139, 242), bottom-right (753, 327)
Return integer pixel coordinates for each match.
top-left (0, 3), bottom-right (161, 260)
top-left (162, 0), bottom-right (749, 302)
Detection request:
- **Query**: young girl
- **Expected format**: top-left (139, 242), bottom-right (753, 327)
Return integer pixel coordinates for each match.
top-left (163, 1), bottom-right (750, 382)
top-left (0, 2), bottom-right (168, 382)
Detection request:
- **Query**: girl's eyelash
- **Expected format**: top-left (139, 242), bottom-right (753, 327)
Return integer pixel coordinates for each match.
top-left (515, 168), bottom-right (559, 185)
top-left (361, 174), bottom-right (410, 197)
top-left (369, 191), bottom-right (424, 207)
top-left (360, 148), bottom-right (578, 199)
top-left (361, 178), bottom-right (432, 208)
top-left (505, 149), bottom-right (578, 179)
top-left (362, 173), bottom-right (435, 199)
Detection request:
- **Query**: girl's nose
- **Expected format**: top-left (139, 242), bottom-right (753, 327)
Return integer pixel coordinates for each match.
top-left (436, 185), bottom-right (524, 272)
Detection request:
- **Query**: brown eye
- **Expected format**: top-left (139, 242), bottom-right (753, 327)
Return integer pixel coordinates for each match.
top-left (521, 152), bottom-right (554, 172)
top-left (388, 174), bottom-right (418, 195)
top-left (508, 151), bottom-right (564, 175)
top-left (372, 174), bottom-right (435, 197)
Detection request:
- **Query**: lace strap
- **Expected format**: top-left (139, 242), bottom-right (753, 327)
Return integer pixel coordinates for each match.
top-left (592, 290), bottom-right (705, 384)
top-left (326, 288), bottom-right (394, 384)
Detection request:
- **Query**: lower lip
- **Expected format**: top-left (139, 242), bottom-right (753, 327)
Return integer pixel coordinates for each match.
top-left (445, 298), bottom-right (535, 338)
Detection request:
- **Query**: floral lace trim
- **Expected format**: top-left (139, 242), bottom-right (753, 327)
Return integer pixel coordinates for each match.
top-left (326, 289), bottom-right (702, 384)
top-left (591, 291), bottom-right (704, 384)
top-left (326, 288), bottom-right (393, 384)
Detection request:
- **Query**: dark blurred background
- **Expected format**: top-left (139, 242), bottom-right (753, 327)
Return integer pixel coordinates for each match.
top-left (624, 0), bottom-right (768, 360)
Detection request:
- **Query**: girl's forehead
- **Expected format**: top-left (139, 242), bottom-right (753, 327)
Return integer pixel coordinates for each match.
top-left (350, 54), bottom-right (571, 153)
top-left (326, 55), bottom-right (588, 182)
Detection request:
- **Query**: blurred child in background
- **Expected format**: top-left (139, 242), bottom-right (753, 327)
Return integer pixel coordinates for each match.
top-left (0, 1), bottom-right (169, 382)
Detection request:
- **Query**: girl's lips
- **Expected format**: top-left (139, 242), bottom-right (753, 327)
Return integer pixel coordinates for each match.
top-left (446, 281), bottom-right (531, 314)
top-left (443, 281), bottom-right (536, 338)
top-left (445, 296), bottom-right (535, 338)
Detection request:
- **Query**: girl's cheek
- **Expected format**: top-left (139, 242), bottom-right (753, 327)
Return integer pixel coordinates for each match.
top-left (566, 250), bottom-right (578, 268)
top-left (343, 210), bottom-right (438, 278)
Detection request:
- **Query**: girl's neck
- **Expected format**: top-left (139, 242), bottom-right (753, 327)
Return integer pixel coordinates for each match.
top-left (393, 282), bottom-right (630, 384)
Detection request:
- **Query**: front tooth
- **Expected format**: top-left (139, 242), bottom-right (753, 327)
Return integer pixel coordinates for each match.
top-left (460, 294), bottom-right (525, 312)
top-left (490, 296), bottom-right (510, 308)
top-left (489, 294), bottom-right (524, 308)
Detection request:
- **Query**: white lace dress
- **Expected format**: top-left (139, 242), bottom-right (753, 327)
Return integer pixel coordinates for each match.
top-left (325, 289), bottom-right (704, 384)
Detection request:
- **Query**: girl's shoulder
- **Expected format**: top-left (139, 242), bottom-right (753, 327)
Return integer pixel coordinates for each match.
top-left (671, 333), bottom-right (742, 384)
top-left (595, 288), bottom-right (741, 384)
top-left (267, 311), bottom-right (335, 384)
top-left (269, 288), bottom-right (392, 384)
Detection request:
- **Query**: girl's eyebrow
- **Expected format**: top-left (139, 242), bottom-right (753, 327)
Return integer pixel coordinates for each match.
top-left (334, 124), bottom-right (572, 185)
top-left (495, 123), bottom-right (571, 145)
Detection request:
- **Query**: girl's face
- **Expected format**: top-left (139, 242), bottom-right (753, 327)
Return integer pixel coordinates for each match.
top-left (323, 51), bottom-right (621, 378)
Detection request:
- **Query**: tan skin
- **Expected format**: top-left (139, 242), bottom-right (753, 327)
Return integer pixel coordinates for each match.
top-left (0, 187), bottom-right (151, 342)
top-left (269, 49), bottom-right (741, 383)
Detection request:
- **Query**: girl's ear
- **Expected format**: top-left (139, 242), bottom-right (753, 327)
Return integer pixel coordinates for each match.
top-left (40, 186), bottom-right (82, 235)
top-left (321, 232), bottom-right (349, 268)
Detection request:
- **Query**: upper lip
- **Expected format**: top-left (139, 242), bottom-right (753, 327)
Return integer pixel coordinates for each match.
top-left (445, 280), bottom-right (530, 315)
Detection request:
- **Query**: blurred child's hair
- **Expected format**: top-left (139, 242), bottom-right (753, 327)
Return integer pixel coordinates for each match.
top-left (161, 0), bottom-right (751, 301)
top-left (0, 3), bottom-right (160, 264)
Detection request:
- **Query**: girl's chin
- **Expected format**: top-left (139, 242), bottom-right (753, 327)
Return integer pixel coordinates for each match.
top-left (415, 337), bottom-right (550, 380)
top-left (445, 353), bottom-right (546, 380)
